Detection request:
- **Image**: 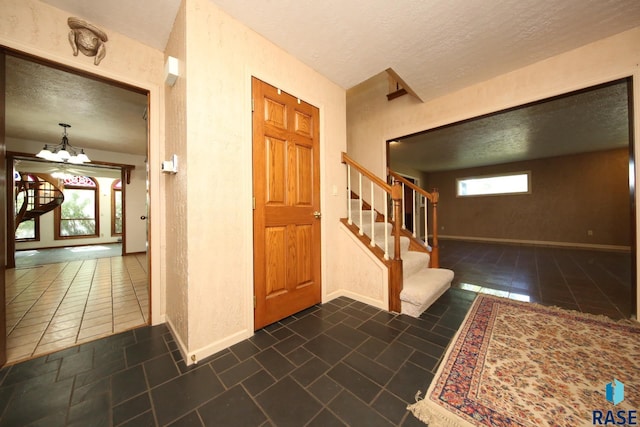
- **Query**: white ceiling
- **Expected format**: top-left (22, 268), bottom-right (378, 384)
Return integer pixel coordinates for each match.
top-left (208, 0), bottom-right (640, 101)
top-left (7, 0), bottom-right (639, 170)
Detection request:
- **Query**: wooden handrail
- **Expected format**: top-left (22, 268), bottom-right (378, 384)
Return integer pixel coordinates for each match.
top-left (388, 169), bottom-right (437, 203)
top-left (342, 152), bottom-right (392, 194)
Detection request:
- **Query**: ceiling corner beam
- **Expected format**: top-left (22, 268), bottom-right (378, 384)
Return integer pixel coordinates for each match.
top-left (385, 68), bottom-right (423, 103)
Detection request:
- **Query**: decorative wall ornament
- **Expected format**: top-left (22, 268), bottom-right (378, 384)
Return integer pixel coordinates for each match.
top-left (67, 17), bottom-right (108, 65)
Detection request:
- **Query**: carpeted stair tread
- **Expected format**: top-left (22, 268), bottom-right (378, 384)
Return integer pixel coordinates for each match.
top-left (401, 268), bottom-right (454, 318)
top-left (402, 251), bottom-right (430, 279)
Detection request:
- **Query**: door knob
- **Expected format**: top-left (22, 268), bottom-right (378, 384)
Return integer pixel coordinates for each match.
top-left (140, 215), bottom-right (147, 220)
top-left (313, 211), bottom-right (322, 219)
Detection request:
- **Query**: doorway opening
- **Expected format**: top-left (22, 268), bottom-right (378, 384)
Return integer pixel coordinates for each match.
top-left (2, 50), bottom-right (151, 364)
top-left (387, 78), bottom-right (636, 320)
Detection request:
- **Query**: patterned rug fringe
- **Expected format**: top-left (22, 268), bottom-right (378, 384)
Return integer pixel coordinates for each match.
top-left (526, 300), bottom-right (638, 325)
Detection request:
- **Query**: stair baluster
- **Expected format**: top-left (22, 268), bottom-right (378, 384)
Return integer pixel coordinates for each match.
top-left (383, 187), bottom-right (389, 260)
top-left (401, 182), bottom-right (406, 230)
top-left (369, 182), bottom-right (375, 247)
top-left (347, 165), bottom-right (352, 225)
top-left (424, 194), bottom-right (429, 245)
top-left (358, 173), bottom-right (363, 236)
top-left (412, 190), bottom-right (417, 238)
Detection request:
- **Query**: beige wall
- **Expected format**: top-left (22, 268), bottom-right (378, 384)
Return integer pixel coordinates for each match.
top-left (0, 0), bottom-right (165, 325)
top-left (424, 148), bottom-right (630, 248)
top-left (163, 0), bottom-right (189, 354)
top-left (167, 0), bottom-right (349, 362)
top-left (347, 27), bottom-right (640, 317)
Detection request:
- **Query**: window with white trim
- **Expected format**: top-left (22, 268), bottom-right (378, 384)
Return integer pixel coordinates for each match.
top-left (457, 172), bottom-right (530, 197)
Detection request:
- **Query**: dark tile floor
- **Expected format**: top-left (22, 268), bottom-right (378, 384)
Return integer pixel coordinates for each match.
top-left (439, 240), bottom-right (633, 319)
top-left (0, 289), bottom-right (477, 427)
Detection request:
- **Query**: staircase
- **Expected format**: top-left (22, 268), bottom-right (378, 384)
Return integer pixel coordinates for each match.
top-left (15, 173), bottom-right (65, 228)
top-left (341, 153), bottom-right (454, 317)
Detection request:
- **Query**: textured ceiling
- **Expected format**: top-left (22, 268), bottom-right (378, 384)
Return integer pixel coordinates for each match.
top-left (10, 0), bottom-right (639, 169)
top-left (208, 0), bottom-right (640, 100)
top-left (38, 0), bottom-right (640, 100)
top-left (390, 81), bottom-right (630, 172)
top-left (5, 55), bottom-right (148, 156)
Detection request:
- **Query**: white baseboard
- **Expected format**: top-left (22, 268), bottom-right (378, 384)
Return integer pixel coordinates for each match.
top-left (436, 234), bottom-right (631, 252)
top-left (165, 317), bottom-right (189, 365)
top-left (188, 329), bottom-right (253, 366)
top-left (165, 317), bottom-right (253, 366)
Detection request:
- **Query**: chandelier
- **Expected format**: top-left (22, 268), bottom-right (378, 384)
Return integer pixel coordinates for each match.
top-left (36, 123), bottom-right (91, 164)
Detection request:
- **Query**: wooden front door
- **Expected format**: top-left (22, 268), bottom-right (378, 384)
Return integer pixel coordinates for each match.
top-left (252, 77), bottom-right (321, 330)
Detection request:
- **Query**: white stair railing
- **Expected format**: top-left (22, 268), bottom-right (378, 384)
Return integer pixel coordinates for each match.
top-left (397, 180), bottom-right (429, 243)
top-left (342, 152), bottom-right (406, 313)
top-left (388, 169), bottom-right (440, 268)
top-left (344, 156), bottom-right (397, 260)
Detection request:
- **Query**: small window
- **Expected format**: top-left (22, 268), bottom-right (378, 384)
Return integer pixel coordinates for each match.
top-left (457, 172), bottom-right (530, 197)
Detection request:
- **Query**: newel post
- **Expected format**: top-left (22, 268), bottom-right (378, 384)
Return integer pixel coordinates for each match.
top-left (389, 181), bottom-right (403, 313)
top-left (430, 188), bottom-right (440, 268)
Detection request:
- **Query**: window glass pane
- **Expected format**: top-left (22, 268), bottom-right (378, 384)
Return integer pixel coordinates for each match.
top-left (59, 178), bottom-right (97, 238)
top-left (61, 189), bottom-right (96, 219)
top-left (16, 219), bottom-right (35, 240)
top-left (15, 190), bottom-right (35, 213)
top-left (457, 173), bottom-right (529, 197)
top-left (60, 219), bottom-right (95, 236)
top-left (114, 190), bottom-right (123, 234)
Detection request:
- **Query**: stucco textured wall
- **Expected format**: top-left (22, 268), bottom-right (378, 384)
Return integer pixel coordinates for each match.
top-left (164, 0), bottom-right (189, 350)
top-left (179, 0), bottom-right (349, 361)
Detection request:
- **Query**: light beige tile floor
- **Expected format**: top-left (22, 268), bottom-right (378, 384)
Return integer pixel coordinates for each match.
top-left (5, 254), bottom-right (148, 364)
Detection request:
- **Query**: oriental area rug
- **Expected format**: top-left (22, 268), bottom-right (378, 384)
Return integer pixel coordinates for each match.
top-left (408, 295), bottom-right (640, 426)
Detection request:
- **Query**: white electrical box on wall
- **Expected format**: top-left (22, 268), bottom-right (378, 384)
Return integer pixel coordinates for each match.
top-left (162, 154), bottom-right (178, 174)
top-left (165, 56), bottom-right (179, 86)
